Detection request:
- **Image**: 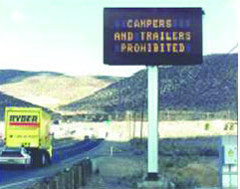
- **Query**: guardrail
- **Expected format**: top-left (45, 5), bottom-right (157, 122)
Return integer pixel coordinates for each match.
top-left (25, 158), bottom-right (92, 189)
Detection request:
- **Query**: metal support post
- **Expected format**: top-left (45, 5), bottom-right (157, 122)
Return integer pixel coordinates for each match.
top-left (146, 66), bottom-right (159, 180)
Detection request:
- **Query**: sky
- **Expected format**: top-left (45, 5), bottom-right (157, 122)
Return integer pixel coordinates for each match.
top-left (0, 0), bottom-right (238, 77)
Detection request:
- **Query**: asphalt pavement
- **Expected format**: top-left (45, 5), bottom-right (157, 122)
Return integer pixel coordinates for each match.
top-left (0, 139), bottom-right (102, 188)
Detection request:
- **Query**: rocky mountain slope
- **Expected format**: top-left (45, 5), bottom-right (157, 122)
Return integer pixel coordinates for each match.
top-left (0, 70), bottom-right (62, 85)
top-left (0, 92), bottom-right (51, 120)
top-left (60, 54), bottom-right (237, 118)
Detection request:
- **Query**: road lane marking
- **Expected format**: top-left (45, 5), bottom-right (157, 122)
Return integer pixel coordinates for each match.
top-left (0, 177), bottom-right (44, 189)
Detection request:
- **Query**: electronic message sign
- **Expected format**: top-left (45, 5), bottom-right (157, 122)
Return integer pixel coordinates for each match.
top-left (104, 8), bottom-right (203, 65)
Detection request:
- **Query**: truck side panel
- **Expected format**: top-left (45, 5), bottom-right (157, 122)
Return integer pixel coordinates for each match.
top-left (5, 107), bottom-right (41, 148)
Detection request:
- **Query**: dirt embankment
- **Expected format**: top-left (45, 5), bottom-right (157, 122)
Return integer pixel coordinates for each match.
top-left (82, 138), bottom-right (220, 189)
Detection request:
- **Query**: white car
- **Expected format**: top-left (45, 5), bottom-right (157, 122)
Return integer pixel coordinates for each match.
top-left (0, 147), bottom-right (31, 167)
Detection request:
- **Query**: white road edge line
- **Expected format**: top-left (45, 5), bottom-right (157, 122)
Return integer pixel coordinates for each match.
top-left (0, 140), bottom-right (104, 189)
top-left (0, 176), bottom-right (44, 189)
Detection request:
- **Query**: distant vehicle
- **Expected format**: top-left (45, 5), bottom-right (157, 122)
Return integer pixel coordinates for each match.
top-left (0, 107), bottom-right (53, 167)
top-left (53, 119), bottom-right (60, 125)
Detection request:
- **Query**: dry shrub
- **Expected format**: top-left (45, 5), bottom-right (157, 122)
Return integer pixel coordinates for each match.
top-left (95, 157), bottom-right (145, 178)
top-left (175, 163), bottom-right (218, 187)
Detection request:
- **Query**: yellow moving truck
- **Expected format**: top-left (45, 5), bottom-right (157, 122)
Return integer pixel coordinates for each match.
top-left (0, 107), bottom-right (53, 167)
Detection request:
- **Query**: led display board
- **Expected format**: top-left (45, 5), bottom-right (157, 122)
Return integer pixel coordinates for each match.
top-left (104, 8), bottom-right (203, 65)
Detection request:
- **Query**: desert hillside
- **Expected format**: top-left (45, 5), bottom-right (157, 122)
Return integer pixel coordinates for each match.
top-left (60, 54), bottom-right (237, 120)
top-left (0, 92), bottom-right (54, 120)
top-left (0, 70), bottom-right (121, 109)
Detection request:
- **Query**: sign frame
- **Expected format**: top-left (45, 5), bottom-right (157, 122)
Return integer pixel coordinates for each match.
top-left (104, 7), bottom-right (203, 66)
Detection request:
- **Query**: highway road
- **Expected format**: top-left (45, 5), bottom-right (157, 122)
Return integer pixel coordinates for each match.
top-left (0, 139), bottom-right (103, 188)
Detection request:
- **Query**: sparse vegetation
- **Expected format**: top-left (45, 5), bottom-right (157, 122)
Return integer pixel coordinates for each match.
top-left (205, 123), bottom-right (210, 130)
top-left (130, 137), bottom-right (219, 157)
top-left (60, 54), bottom-right (237, 121)
top-left (88, 138), bottom-right (220, 188)
top-left (0, 92), bottom-right (58, 121)
top-left (167, 163), bottom-right (218, 188)
top-left (0, 54), bottom-right (237, 123)
top-left (0, 92), bottom-right (40, 120)
top-left (129, 137), bottom-right (220, 188)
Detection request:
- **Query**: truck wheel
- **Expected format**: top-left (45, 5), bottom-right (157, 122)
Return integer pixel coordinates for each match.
top-left (41, 152), bottom-right (46, 166)
top-left (47, 153), bottom-right (52, 165)
top-left (30, 151), bottom-right (37, 168)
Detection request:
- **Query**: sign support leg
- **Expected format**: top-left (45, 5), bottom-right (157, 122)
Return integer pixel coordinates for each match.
top-left (146, 66), bottom-right (159, 180)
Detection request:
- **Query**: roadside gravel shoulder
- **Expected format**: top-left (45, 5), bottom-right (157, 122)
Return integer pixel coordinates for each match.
top-left (81, 141), bottom-right (146, 189)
